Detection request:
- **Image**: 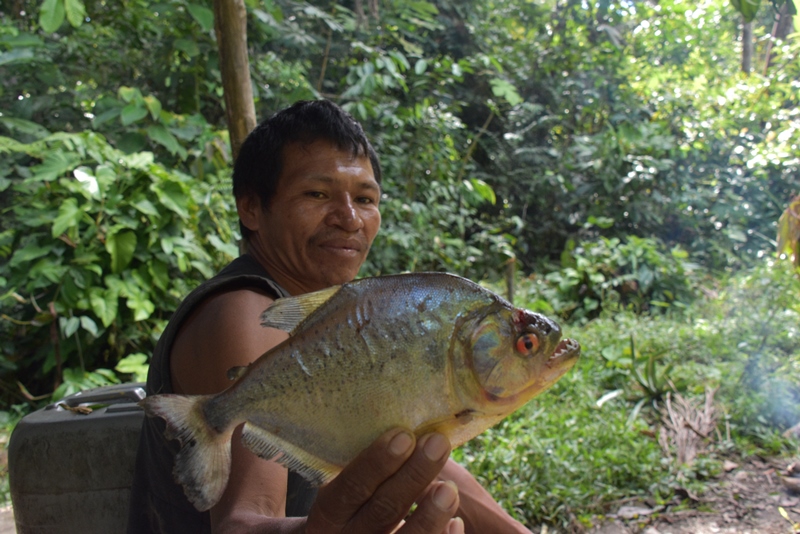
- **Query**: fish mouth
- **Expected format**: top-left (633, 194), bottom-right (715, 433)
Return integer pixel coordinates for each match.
top-left (550, 338), bottom-right (580, 363)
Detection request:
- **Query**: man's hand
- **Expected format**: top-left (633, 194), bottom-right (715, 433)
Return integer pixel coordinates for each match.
top-left (306, 429), bottom-right (464, 534)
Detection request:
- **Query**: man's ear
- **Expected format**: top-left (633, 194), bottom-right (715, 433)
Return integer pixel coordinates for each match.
top-left (236, 195), bottom-right (262, 232)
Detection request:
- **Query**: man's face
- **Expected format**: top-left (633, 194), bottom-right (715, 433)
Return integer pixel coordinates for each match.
top-left (241, 139), bottom-right (381, 295)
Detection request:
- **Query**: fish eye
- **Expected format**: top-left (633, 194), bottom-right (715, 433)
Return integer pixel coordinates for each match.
top-left (515, 333), bottom-right (539, 355)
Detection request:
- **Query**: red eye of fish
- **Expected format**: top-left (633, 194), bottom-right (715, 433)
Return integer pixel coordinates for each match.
top-left (516, 333), bottom-right (539, 354)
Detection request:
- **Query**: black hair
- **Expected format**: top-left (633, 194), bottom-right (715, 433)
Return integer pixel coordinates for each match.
top-left (232, 100), bottom-right (381, 240)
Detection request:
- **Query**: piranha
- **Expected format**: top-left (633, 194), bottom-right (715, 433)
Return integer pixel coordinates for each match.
top-left (141, 272), bottom-right (580, 512)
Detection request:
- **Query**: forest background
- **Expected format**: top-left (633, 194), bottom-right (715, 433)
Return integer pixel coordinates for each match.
top-left (2, 0), bottom-right (800, 530)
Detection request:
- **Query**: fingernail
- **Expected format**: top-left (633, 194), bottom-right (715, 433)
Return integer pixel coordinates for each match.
top-left (447, 517), bottom-right (465, 534)
top-left (389, 430), bottom-right (414, 456)
top-left (423, 433), bottom-right (450, 462)
top-left (433, 481), bottom-right (458, 511)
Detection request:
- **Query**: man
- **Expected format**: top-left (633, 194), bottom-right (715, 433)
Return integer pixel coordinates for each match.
top-left (128, 100), bottom-right (530, 533)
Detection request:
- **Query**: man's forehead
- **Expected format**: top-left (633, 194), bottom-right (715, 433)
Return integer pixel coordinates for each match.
top-left (299, 174), bottom-right (380, 190)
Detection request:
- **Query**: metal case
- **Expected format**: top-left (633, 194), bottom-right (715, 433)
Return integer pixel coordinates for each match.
top-left (9, 383), bottom-right (146, 534)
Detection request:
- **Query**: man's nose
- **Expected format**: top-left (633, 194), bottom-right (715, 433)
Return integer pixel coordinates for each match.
top-left (325, 196), bottom-right (363, 231)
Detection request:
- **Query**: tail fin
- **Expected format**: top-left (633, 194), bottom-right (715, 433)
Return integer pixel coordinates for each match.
top-left (141, 394), bottom-right (234, 511)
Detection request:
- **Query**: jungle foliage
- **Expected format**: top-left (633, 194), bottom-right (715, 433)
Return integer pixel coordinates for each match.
top-left (1, 0), bottom-right (799, 525)
top-left (2, 0), bottom-right (796, 399)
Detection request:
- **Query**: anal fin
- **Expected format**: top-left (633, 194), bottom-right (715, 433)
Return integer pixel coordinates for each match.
top-left (241, 423), bottom-right (341, 486)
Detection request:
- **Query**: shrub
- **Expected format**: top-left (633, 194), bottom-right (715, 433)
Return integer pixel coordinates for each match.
top-left (0, 131), bottom-right (237, 402)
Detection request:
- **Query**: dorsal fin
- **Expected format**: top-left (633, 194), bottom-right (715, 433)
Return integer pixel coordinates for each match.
top-left (259, 286), bottom-right (341, 334)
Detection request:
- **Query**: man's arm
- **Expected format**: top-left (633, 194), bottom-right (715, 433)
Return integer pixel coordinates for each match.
top-left (169, 288), bottom-right (464, 534)
top-left (170, 289), bottom-right (296, 530)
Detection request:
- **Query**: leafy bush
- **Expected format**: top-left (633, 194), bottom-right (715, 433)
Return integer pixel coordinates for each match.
top-left (520, 235), bottom-right (700, 322)
top-left (0, 130), bottom-right (237, 403)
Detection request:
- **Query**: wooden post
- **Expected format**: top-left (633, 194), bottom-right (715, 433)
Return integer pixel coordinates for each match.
top-left (505, 257), bottom-right (516, 304)
top-left (742, 20), bottom-right (753, 74)
top-left (213, 0), bottom-right (257, 160)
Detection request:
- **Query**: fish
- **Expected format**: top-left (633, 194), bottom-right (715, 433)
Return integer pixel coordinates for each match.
top-left (141, 272), bottom-right (580, 511)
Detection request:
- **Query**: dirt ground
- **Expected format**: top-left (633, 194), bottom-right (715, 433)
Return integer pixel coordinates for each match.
top-left (579, 455), bottom-right (800, 534)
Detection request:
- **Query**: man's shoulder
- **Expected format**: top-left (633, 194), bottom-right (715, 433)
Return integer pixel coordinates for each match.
top-left (185, 288), bottom-right (277, 335)
top-left (170, 287), bottom-right (288, 394)
top-left (201, 254), bottom-right (289, 299)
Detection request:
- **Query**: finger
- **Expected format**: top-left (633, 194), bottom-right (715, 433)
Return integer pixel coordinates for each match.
top-left (307, 428), bottom-right (416, 532)
top-left (397, 480), bottom-right (460, 534)
top-left (446, 517), bottom-right (465, 534)
top-left (348, 433), bottom-right (452, 532)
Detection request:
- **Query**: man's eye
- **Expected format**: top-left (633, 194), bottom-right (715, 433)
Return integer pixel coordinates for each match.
top-left (357, 196), bottom-right (377, 204)
top-left (306, 191), bottom-right (325, 198)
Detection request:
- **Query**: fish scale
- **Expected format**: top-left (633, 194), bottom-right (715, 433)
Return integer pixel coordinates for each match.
top-left (141, 272), bottom-right (580, 512)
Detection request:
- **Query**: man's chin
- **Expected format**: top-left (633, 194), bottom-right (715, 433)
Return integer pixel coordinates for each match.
top-left (311, 264), bottom-right (363, 288)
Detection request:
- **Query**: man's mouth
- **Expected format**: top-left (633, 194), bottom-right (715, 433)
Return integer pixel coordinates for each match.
top-left (315, 237), bottom-right (367, 255)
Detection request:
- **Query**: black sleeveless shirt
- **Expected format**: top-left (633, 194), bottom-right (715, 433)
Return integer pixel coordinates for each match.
top-left (127, 255), bottom-right (317, 533)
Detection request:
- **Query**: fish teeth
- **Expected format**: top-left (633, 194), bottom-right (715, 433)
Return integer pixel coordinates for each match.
top-left (552, 339), bottom-right (580, 359)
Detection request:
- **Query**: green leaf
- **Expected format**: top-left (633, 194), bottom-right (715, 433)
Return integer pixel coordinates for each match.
top-left (731, 0), bottom-right (762, 22)
top-left (79, 315), bottom-right (99, 337)
top-left (174, 39), bottom-right (200, 57)
top-left (120, 103), bottom-right (149, 126)
top-left (0, 116), bottom-right (50, 139)
top-left (119, 151), bottom-right (154, 169)
top-left (30, 151), bottom-right (81, 182)
top-left (115, 353), bottom-right (149, 382)
top-left (187, 4), bottom-right (215, 31)
top-left (414, 59), bottom-right (428, 75)
top-left (59, 316), bottom-right (80, 338)
top-left (469, 178), bottom-right (496, 205)
top-left (39, 0), bottom-right (65, 33)
top-left (148, 260), bottom-right (169, 291)
top-left (147, 124), bottom-right (182, 155)
top-left (118, 86), bottom-right (141, 103)
top-left (207, 234), bottom-right (238, 259)
top-left (105, 230), bottom-right (137, 273)
top-left (10, 243), bottom-right (51, 268)
top-left (64, 0), bottom-right (86, 27)
top-left (89, 287), bottom-right (118, 328)
top-left (489, 78), bottom-right (523, 106)
top-left (0, 48), bottom-right (36, 67)
top-left (151, 181), bottom-right (189, 218)
top-left (132, 198), bottom-right (160, 217)
top-left (92, 107), bottom-right (121, 127)
top-left (52, 197), bottom-right (84, 237)
top-left (143, 96), bottom-right (162, 121)
top-left (127, 291), bottom-right (154, 321)
top-left (117, 132), bottom-right (148, 153)
top-left (30, 257), bottom-right (67, 285)
top-left (587, 216), bottom-right (615, 229)
top-left (0, 33), bottom-right (45, 48)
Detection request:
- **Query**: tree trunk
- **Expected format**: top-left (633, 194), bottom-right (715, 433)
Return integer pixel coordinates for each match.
top-left (742, 20), bottom-right (753, 74)
top-left (213, 0), bottom-right (256, 160)
top-left (764, 3), bottom-right (793, 73)
top-left (776, 2), bottom-right (794, 40)
top-left (355, 0), bottom-right (366, 28)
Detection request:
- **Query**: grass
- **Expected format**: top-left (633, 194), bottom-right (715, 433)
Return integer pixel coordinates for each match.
top-left (458, 259), bottom-right (800, 531)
